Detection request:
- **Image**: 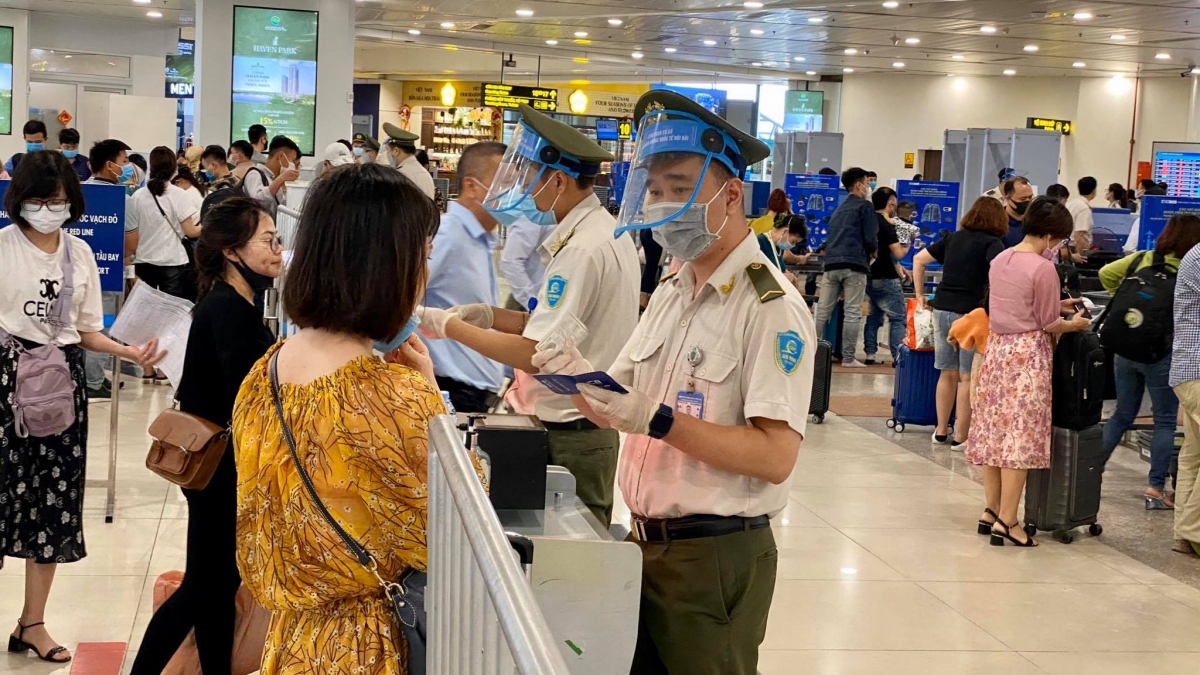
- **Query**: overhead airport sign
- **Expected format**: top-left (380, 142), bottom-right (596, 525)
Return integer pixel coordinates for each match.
top-left (482, 83), bottom-right (558, 111)
top-left (1027, 117), bottom-right (1072, 135)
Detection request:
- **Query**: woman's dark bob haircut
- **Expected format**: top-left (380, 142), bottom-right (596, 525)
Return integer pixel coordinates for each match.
top-left (282, 163), bottom-right (440, 342)
top-left (4, 150), bottom-right (85, 229)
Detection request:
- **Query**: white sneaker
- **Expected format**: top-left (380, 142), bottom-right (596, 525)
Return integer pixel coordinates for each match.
top-left (841, 359), bottom-right (867, 368)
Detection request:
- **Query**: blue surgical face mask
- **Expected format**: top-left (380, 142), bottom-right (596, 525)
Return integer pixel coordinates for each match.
top-left (373, 313), bottom-right (421, 354)
top-left (26, 143), bottom-right (44, 153)
top-left (488, 175), bottom-right (560, 227)
top-left (61, 149), bottom-right (78, 159)
top-left (352, 147), bottom-right (365, 157)
top-left (201, 170), bottom-right (215, 182)
top-left (868, 181), bottom-right (878, 191)
top-left (119, 162), bottom-right (135, 182)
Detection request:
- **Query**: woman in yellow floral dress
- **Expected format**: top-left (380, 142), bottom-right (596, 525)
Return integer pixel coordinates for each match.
top-left (232, 163), bottom-right (442, 675)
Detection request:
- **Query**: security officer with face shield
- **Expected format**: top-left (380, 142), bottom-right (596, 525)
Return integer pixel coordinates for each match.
top-left (419, 104), bottom-right (641, 527)
top-left (533, 90), bottom-right (816, 675)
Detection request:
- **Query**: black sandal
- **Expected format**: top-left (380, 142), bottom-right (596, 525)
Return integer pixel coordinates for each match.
top-left (990, 521), bottom-right (1037, 547)
top-left (8, 619), bottom-right (71, 663)
top-left (977, 508), bottom-right (999, 535)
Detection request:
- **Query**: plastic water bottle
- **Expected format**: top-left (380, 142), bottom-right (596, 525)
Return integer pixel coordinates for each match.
top-left (440, 391), bottom-right (456, 416)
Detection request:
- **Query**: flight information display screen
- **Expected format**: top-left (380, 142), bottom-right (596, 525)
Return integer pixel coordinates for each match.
top-left (1153, 150), bottom-right (1200, 198)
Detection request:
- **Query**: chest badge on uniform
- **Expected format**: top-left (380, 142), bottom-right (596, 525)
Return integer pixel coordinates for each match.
top-left (775, 330), bottom-right (805, 375)
top-left (545, 275), bottom-right (568, 309)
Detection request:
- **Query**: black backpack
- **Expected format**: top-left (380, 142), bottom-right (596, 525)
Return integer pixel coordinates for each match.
top-left (1095, 252), bottom-right (1176, 364)
top-left (1052, 329), bottom-right (1106, 430)
top-left (200, 167), bottom-right (272, 221)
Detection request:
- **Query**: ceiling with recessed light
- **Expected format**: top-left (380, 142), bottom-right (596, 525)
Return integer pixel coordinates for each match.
top-left (9, 0), bottom-right (1200, 81)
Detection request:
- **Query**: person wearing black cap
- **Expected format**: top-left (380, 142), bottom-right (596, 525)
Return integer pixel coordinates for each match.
top-left (531, 90), bottom-right (815, 674)
top-left (382, 122), bottom-right (436, 199)
top-left (418, 104), bottom-right (640, 527)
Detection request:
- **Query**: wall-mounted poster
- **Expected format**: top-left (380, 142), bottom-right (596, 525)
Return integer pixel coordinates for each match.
top-left (231, 7), bottom-right (318, 155)
top-left (0, 27), bottom-right (13, 135)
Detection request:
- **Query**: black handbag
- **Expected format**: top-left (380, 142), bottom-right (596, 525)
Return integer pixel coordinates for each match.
top-left (268, 353), bottom-right (428, 673)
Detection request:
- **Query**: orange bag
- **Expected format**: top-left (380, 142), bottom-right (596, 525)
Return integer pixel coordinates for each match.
top-left (152, 571), bottom-right (271, 675)
top-left (904, 299), bottom-right (936, 351)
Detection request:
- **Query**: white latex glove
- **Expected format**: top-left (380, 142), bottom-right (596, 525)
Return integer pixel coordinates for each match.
top-left (417, 306), bottom-right (453, 340)
top-left (450, 303), bottom-right (494, 330)
top-left (578, 383), bottom-right (657, 435)
top-left (532, 342), bottom-right (593, 376)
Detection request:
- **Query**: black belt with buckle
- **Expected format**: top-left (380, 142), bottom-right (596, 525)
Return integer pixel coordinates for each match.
top-left (631, 514), bottom-right (771, 543)
top-left (541, 418), bottom-right (600, 431)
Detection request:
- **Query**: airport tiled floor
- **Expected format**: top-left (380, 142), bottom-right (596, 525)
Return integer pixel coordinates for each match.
top-left (1, 376), bottom-right (1199, 675)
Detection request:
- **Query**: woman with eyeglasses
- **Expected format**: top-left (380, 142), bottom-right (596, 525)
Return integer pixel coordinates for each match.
top-left (0, 151), bottom-right (164, 663)
top-left (131, 197), bottom-right (282, 675)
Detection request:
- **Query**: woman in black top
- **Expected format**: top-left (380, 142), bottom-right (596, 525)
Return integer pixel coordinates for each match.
top-left (912, 197), bottom-right (1007, 448)
top-left (131, 197), bottom-right (280, 675)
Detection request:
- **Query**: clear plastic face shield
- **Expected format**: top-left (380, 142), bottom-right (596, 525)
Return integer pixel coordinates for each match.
top-left (482, 122), bottom-right (590, 226)
top-left (614, 109), bottom-right (746, 236)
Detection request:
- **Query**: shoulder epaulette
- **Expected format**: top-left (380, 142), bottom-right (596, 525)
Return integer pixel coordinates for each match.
top-left (745, 262), bottom-right (785, 303)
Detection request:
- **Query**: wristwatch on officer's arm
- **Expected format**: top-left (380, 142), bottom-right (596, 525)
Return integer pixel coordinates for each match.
top-left (647, 403), bottom-right (675, 439)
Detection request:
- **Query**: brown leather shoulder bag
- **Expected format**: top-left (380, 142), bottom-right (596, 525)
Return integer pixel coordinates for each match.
top-left (146, 405), bottom-right (229, 490)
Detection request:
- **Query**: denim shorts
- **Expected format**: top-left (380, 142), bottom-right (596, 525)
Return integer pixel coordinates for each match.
top-left (933, 308), bottom-right (975, 374)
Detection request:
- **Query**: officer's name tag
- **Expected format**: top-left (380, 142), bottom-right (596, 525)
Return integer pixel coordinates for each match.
top-left (676, 391), bottom-right (705, 419)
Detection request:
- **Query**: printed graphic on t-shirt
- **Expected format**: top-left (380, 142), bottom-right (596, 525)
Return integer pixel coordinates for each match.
top-left (23, 278), bottom-right (61, 325)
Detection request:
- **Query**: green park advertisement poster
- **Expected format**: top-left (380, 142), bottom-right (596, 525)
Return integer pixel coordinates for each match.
top-left (0, 27), bottom-right (13, 136)
top-left (231, 7), bottom-right (318, 155)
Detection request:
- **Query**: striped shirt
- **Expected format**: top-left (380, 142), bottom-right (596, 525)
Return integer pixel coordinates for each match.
top-left (1171, 245), bottom-right (1200, 387)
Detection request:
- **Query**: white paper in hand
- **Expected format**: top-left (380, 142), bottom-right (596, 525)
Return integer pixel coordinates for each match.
top-left (536, 312), bottom-right (588, 354)
top-left (109, 282), bottom-right (194, 388)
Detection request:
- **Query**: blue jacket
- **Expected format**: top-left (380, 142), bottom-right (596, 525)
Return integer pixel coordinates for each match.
top-left (822, 194), bottom-right (878, 273)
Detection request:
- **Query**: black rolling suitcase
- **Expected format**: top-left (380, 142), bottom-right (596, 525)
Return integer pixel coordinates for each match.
top-left (809, 339), bottom-right (833, 424)
top-left (1023, 425), bottom-right (1105, 544)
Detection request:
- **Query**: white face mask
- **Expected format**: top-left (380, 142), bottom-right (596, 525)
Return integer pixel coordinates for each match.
top-left (647, 182), bottom-right (730, 262)
top-left (21, 203), bottom-right (70, 234)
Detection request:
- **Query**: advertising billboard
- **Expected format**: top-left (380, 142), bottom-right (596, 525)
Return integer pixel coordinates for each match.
top-left (649, 84), bottom-right (727, 118)
top-left (231, 7), bottom-right (319, 155)
top-left (783, 91), bottom-right (823, 132)
top-left (0, 27), bottom-right (12, 136)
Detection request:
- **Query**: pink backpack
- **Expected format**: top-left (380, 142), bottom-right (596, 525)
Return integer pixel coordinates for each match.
top-left (2, 237), bottom-right (77, 438)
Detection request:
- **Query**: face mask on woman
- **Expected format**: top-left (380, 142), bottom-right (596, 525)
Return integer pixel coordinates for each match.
top-left (231, 254), bottom-right (275, 293)
top-left (373, 313), bottom-right (421, 354)
top-left (21, 203), bottom-right (71, 234)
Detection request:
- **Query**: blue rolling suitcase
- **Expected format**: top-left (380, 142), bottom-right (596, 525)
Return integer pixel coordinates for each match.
top-left (886, 346), bottom-right (947, 433)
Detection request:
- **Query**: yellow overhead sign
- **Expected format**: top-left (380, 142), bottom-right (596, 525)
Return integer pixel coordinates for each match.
top-left (1027, 117), bottom-right (1073, 135)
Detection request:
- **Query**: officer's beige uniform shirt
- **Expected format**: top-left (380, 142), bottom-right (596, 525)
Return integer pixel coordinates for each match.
top-left (609, 232), bottom-right (816, 519)
top-left (523, 193), bottom-right (640, 423)
top-left (396, 154), bottom-right (437, 200)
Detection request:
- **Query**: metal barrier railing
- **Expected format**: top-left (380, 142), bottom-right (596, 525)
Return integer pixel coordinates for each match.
top-left (276, 204), bottom-right (301, 253)
top-left (427, 415), bottom-right (571, 675)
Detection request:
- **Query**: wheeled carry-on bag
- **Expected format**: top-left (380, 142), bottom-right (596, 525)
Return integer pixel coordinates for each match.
top-left (1023, 425), bottom-right (1105, 544)
top-left (887, 346), bottom-right (948, 433)
top-left (809, 339), bottom-right (833, 424)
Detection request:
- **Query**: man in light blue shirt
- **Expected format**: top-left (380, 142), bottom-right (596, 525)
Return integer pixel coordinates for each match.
top-left (500, 215), bottom-right (552, 310)
top-left (424, 141), bottom-right (508, 412)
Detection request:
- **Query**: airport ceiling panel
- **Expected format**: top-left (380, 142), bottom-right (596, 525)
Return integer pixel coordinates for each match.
top-left (357, 0), bottom-right (1200, 78)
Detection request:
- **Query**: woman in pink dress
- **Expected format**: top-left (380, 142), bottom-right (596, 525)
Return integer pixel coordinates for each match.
top-left (967, 197), bottom-right (1091, 547)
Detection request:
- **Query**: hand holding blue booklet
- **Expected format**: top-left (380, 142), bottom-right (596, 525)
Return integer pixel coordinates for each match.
top-left (533, 371), bottom-right (628, 395)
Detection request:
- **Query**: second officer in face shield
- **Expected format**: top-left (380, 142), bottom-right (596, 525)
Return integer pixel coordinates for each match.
top-left (419, 103), bottom-right (641, 528)
top-left (533, 89), bottom-right (817, 675)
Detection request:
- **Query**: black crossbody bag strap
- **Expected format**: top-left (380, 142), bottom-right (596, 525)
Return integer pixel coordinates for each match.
top-left (267, 353), bottom-right (426, 656)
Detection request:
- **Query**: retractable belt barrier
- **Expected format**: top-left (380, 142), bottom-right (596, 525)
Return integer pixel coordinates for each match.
top-left (427, 415), bottom-right (571, 675)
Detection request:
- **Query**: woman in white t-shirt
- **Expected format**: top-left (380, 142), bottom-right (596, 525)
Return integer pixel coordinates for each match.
top-left (0, 151), bottom-right (165, 664)
top-left (172, 166), bottom-right (207, 213)
top-left (130, 146), bottom-right (201, 301)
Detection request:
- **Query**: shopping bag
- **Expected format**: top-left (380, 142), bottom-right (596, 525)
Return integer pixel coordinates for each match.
top-left (152, 571), bottom-right (271, 675)
top-left (904, 299), bottom-right (936, 351)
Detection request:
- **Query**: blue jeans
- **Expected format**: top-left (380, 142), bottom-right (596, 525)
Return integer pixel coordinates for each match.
top-left (1102, 354), bottom-right (1179, 490)
top-left (814, 269), bottom-right (867, 363)
top-left (864, 279), bottom-right (906, 360)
